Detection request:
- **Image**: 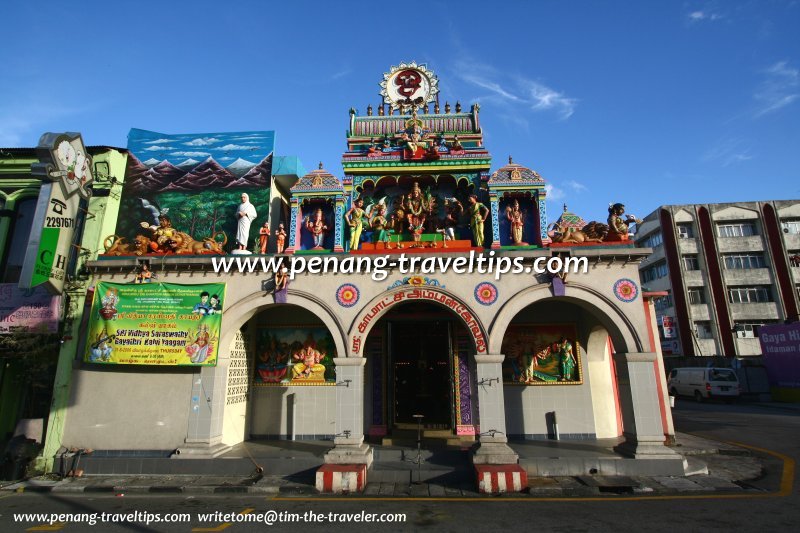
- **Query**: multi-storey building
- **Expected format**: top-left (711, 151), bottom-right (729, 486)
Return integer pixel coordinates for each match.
top-left (636, 200), bottom-right (800, 357)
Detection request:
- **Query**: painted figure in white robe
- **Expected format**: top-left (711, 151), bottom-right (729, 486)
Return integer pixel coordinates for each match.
top-left (236, 193), bottom-right (258, 250)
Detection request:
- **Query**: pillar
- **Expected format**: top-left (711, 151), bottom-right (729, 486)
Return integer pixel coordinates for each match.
top-left (333, 196), bottom-right (345, 253)
top-left (284, 199), bottom-right (300, 254)
top-left (179, 362), bottom-right (231, 458)
top-left (613, 352), bottom-right (679, 459)
top-left (472, 354), bottom-right (518, 464)
top-left (324, 357), bottom-right (372, 466)
top-left (537, 193), bottom-right (550, 246)
top-left (489, 192), bottom-right (501, 249)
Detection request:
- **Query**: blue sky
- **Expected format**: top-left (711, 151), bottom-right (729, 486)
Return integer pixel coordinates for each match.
top-left (2, 0), bottom-right (798, 221)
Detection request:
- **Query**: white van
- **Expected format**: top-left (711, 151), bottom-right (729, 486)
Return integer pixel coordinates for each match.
top-left (667, 367), bottom-right (740, 402)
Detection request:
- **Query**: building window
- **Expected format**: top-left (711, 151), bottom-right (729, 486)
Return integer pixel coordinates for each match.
top-left (677, 224), bottom-right (694, 239)
top-left (695, 321), bottom-right (714, 339)
top-left (717, 222), bottom-right (757, 238)
top-left (683, 255), bottom-right (700, 270)
top-left (654, 295), bottom-right (673, 311)
top-left (734, 322), bottom-right (777, 339)
top-left (688, 288), bottom-right (706, 305)
top-left (782, 220), bottom-right (800, 235)
top-left (728, 286), bottom-right (772, 304)
top-left (639, 231), bottom-right (663, 249)
top-left (641, 261), bottom-right (669, 283)
top-left (723, 254), bottom-right (766, 269)
top-left (2, 197), bottom-right (38, 284)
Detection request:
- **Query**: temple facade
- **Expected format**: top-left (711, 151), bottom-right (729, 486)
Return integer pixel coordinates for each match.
top-left (29, 64), bottom-right (680, 490)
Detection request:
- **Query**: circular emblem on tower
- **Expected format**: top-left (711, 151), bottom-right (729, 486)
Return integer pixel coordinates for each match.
top-left (380, 62), bottom-right (439, 111)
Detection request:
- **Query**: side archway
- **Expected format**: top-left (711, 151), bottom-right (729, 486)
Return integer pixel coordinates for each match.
top-left (219, 288), bottom-right (347, 357)
top-left (487, 282), bottom-right (643, 355)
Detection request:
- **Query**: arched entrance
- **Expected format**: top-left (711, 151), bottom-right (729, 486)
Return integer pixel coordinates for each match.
top-left (493, 297), bottom-right (623, 440)
top-left (363, 301), bottom-right (478, 439)
top-left (349, 287), bottom-right (487, 440)
top-left (186, 291), bottom-right (346, 451)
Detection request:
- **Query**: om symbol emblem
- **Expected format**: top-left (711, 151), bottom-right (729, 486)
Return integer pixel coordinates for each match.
top-left (394, 69), bottom-right (422, 98)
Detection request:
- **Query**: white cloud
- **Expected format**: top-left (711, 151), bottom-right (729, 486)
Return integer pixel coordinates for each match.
top-left (143, 145), bottom-right (169, 151)
top-left (184, 137), bottom-right (220, 146)
top-left (687, 10), bottom-right (721, 22)
top-left (142, 138), bottom-right (173, 144)
top-left (754, 60), bottom-right (799, 117)
top-left (702, 138), bottom-right (754, 167)
top-left (216, 144), bottom-right (250, 151)
top-left (330, 68), bottom-right (352, 81)
top-left (170, 151), bottom-right (211, 157)
top-left (454, 62), bottom-right (577, 121)
top-left (567, 180), bottom-right (588, 193)
top-left (521, 80), bottom-right (577, 119)
top-left (545, 183), bottom-right (565, 200)
top-left (458, 73), bottom-right (521, 102)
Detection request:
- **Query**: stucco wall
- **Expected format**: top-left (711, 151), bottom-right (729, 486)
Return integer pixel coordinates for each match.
top-left (502, 301), bottom-right (606, 439)
top-left (249, 386), bottom-right (336, 439)
top-left (62, 367), bottom-right (195, 450)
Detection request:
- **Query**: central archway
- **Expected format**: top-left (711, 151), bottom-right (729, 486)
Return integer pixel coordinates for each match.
top-left (347, 286), bottom-right (488, 358)
top-left (349, 287), bottom-right (488, 439)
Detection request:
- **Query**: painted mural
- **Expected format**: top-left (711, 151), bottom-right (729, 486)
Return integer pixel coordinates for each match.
top-left (109, 129), bottom-right (274, 255)
top-left (254, 326), bottom-right (336, 385)
top-left (501, 324), bottom-right (582, 385)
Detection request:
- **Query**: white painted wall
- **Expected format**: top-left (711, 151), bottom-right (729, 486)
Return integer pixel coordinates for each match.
top-left (62, 368), bottom-right (195, 450)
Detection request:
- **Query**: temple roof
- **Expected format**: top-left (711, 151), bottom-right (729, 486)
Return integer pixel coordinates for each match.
top-left (554, 204), bottom-right (587, 231)
top-left (290, 164), bottom-right (343, 193)
top-left (487, 157), bottom-right (544, 184)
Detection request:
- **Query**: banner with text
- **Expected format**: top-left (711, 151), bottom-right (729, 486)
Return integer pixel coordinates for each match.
top-left (85, 282), bottom-right (226, 366)
top-left (0, 284), bottom-right (62, 334)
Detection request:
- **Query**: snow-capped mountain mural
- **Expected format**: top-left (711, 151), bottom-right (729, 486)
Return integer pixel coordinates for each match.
top-left (115, 128), bottom-right (275, 253)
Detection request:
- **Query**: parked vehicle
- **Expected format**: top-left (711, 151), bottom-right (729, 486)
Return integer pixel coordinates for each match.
top-left (668, 367), bottom-right (741, 402)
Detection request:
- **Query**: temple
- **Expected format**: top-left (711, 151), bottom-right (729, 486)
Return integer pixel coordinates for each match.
top-left (15, 63), bottom-right (683, 493)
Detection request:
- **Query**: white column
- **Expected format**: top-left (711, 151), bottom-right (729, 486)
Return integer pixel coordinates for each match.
top-left (473, 354), bottom-right (518, 464)
top-left (613, 352), bottom-right (679, 459)
top-left (324, 357), bottom-right (373, 466)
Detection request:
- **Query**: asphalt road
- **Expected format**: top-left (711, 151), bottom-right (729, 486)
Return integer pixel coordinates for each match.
top-left (1, 400), bottom-right (797, 533)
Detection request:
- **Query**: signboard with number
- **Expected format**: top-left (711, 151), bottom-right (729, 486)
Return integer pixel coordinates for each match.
top-left (19, 132), bottom-right (94, 294)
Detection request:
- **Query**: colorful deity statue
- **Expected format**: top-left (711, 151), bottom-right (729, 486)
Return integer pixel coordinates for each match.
top-left (605, 203), bottom-right (642, 242)
top-left (305, 208), bottom-right (328, 249)
top-left (345, 197), bottom-right (365, 251)
top-left (291, 341), bottom-right (325, 380)
top-left (505, 199), bottom-right (526, 245)
top-left (468, 195), bottom-right (489, 247)
top-left (405, 182), bottom-right (429, 229)
top-left (140, 214), bottom-right (177, 253)
top-left (370, 200), bottom-right (389, 246)
top-left (275, 223), bottom-right (287, 254)
top-left (258, 221), bottom-right (270, 254)
top-left (409, 214), bottom-right (425, 248)
top-left (442, 197), bottom-right (463, 243)
top-left (557, 337), bottom-right (577, 381)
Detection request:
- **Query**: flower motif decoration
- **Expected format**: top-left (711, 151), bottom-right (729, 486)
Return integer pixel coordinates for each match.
top-left (613, 278), bottom-right (639, 303)
top-left (386, 276), bottom-right (445, 289)
top-left (474, 282), bottom-right (498, 306)
top-left (408, 275), bottom-right (425, 287)
top-left (336, 283), bottom-right (360, 307)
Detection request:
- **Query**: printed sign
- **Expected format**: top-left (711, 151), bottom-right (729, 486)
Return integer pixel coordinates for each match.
top-left (0, 284), bottom-right (62, 334)
top-left (759, 323), bottom-right (800, 389)
top-left (85, 282), bottom-right (226, 366)
top-left (19, 132), bottom-right (94, 294)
